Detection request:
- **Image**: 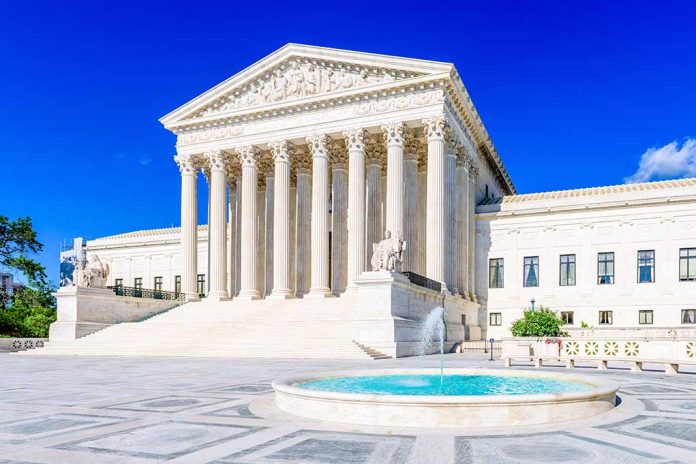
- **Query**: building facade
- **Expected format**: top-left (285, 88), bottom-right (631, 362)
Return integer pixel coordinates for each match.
top-left (75, 45), bottom-right (696, 340)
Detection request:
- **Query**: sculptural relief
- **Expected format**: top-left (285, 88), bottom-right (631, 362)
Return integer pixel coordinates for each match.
top-left (73, 255), bottom-right (110, 288)
top-left (371, 230), bottom-right (406, 272)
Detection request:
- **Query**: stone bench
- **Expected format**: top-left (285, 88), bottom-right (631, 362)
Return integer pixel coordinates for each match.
top-left (502, 355), bottom-right (696, 375)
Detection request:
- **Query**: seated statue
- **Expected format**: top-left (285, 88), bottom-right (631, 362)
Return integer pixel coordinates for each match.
top-left (371, 230), bottom-right (407, 272)
top-left (73, 255), bottom-right (110, 288)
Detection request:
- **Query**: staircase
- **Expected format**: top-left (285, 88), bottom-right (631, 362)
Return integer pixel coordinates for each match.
top-left (22, 295), bottom-right (392, 360)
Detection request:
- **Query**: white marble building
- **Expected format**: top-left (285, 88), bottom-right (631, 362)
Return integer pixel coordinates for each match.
top-left (78, 45), bottom-right (696, 342)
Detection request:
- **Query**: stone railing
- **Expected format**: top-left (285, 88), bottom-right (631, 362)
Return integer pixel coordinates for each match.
top-left (501, 337), bottom-right (696, 374)
top-left (0, 338), bottom-right (47, 352)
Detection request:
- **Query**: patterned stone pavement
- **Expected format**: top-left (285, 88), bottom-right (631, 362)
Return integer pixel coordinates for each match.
top-left (1, 353), bottom-right (695, 463)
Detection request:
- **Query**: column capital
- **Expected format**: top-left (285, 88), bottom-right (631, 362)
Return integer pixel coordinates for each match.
top-left (381, 121), bottom-right (406, 147)
top-left (306, 133), bottom-right (332, 158)
top-left (269, 140), bottom-right (294, 163)
top-left (342, 128), bottom-right (368, 151)
top-left (204, 150), bottom-right (228, 172)
top-left (236, 146), bottom-right (260, 167)
top-left (422, 114), bottom-right (448, 141)
top-left (174, 153), bottom-right (201, 176)
top-left (469, 163), bottom-right (479, 180)
top-left (329, 139), bottom-right (348, 169)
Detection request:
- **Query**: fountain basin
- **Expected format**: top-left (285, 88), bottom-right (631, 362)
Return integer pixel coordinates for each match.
top-left (272, 368), bottom-right (618, 428)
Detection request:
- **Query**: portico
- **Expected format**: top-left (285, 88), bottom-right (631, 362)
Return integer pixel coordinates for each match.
top-left (164, 44), bottom-right (514, 318)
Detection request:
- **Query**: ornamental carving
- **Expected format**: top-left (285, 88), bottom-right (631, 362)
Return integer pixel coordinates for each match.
top-left (343, 128), bottom-right (368, 151)
top-left (307, 134), bottom-right (331, 158)
top-left (329, 139), bottom-right (348, 167)
top-left (422, 114), bottom-right (448, 140)
top-left (269, 140), bottom-right (294, 163)
top-left (191, 59), bottom-right (419, 119)
top-left (381, 121), bottom-right (406, 146)
top-left (205, 150), bottom-right (227, 171)
top-left (355, 90), bottom-right (444, 117)
top-left (293, 145), bottom-right (312, 172)
top-left (174, 153), bottom-right (201, 175)
top-left (236, 146), bottom-right (260, 167)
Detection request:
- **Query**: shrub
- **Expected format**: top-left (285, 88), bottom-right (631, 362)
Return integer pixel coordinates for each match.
top-left (510, 306), bottom-right (568, 337)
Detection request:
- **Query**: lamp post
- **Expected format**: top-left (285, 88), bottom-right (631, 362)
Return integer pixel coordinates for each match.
top-left (530, 298), bottom-right (536, 312)
top-left (489, 338), bottom-right (494, 361)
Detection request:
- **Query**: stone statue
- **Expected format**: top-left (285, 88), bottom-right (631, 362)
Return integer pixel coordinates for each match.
top-left (371, 230), bottom-right (406, 272)
top-left (73, 255), bottom-right (110, 288)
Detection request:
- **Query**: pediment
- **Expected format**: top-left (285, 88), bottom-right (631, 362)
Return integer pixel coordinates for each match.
top-left (160, 44), bottom-right (454, 127)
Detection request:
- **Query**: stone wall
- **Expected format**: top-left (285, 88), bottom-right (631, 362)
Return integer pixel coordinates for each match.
top-left (49, 286), bottom-right (181, 341)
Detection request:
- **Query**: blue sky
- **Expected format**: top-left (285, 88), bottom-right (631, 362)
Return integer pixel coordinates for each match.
top-left (1, 0), bottom-right (695, 284)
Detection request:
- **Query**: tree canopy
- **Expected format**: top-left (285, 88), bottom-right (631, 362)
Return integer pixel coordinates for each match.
top-left (510, 306), bottom-right (568, 338)
top-left (0, 215), bottom-right (46, 285)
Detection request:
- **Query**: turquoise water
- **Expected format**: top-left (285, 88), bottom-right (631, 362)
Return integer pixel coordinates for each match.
top-left (298, 375), bottom-right (592, 396)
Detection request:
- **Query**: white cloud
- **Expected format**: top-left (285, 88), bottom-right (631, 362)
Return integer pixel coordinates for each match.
top-left (625, 138), bottom-right (696, 183)
top-left (138, 156), bottom-right (152, 166)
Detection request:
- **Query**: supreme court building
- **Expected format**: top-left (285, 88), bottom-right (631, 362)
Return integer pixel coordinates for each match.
top-left (59, 45), bottom-right (696, 354)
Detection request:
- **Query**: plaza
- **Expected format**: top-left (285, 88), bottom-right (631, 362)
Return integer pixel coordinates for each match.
top-left (1, 353), bottom-right (696, 463)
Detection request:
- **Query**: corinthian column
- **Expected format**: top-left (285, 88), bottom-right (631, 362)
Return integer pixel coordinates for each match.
top-left (403, 134), bottom-right (419, 272)
top-left (445, 134), bottom-right (458, 294)
top-left (382, 121), bottom-right (406, 239)
top-left (423, 114), bottom-right (447, 288)
top-left (237, 146), bottom-right (261, 300)
top-left (468, 164), bottom-right (478, 301)
top-left (175, 153), bottom-right (200, 301)
top-left (269, 140), bottom-right (293, 299)
top-left (205, 150), bottom-right (229, 301)
top-left (343, 128), bottom-right (367, 288)
top-left (456, 154), bottom-right (470, 298)
top-left (295, 166), bottom-right (311, 297)
top-left (330, 142), bottom-right (348, 294)
top-left (307, 134), bottom-right (331, 297)
top-left (365, 149), bottom-right (382, 267)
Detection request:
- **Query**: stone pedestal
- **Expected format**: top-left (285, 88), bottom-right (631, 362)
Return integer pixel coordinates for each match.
top-left (49, 286), bottom-right (180, 341)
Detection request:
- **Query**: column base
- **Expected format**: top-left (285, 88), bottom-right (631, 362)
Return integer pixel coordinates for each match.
top-left (237, 289), bottom-right (262, 301)
top-left (204, 291), bottom-right (231, 302)
top-left (184, 292), bottom-right (201, 302)
top-left (268, 289), bottom-right (294, 300)
top-left (306, 287), bottom-right (332, 299)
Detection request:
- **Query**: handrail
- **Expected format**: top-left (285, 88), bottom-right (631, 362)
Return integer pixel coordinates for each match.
top-left (402, 271), bottom-right (442, 292)
top-left (107, 285), bottom-right (184, 301)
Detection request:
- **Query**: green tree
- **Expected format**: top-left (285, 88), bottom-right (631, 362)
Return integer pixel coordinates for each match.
top-left (0, 215), bottom-right (46, 285)
top-left (510, 306), bottom-right (568, 337)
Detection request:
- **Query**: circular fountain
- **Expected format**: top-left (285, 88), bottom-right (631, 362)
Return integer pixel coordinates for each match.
top-left (272, 368), bottom-right (618, 428)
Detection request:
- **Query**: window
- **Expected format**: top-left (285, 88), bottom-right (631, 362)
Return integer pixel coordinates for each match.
top-left (561, 311), bottom-right (574, 325)
top-left (680, 248), bottom-right (696, 281)
top-left (637, 250), bottom-right (655, 283)
top-left (559, 254), bottom-right (576, 286)
top-left (134, 277), bottom-right (143, 297)
top-left (489, 312), bottom-right (502, 326)
top-left (597, 252), bottom-right (615, 284)
top-left (682, 309), bottom-right (696, 324)
top-left (599, 310), bottom-right (613, 325)
top-left (197, 274), bottom-right (206, 297)
top-left (639, 310), bottom-right (653, 325)
top-left (114, 278), bottom-right (123, 288)
top-left (489, 258), bottom-right (504, 288)
top-left (174, 275), bottom-right (181, 297)
top-left (154, 276), bottom-right (163, 292)
top-left (523, 256), bottom-right (539, 287)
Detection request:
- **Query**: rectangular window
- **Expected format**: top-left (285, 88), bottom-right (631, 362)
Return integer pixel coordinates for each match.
top-left (637, 250), bottom-right (655, 283)
top-left (154, 276), bottom-right (163, 292)
top-left (523, 256), bottom-right (539, 287)
top-left (197, 274), bottom-right (206, 297)
top-left (561, 311), bottom-right (574, 325)
top-left (639, 310), bottom-right (653, 325)
top-left (114, 278), bottom-right (123, 288)
top-left (599, 310), bottom-right (613, 325)
top-left (489, 312), bottom-right (502, 326)
top-left (134, 277), bottom-right (143, 297)
top-left (682, 309), bottom-right (696, 324)
top-left (680, 248), bottom-right (696, 281)
top-left (559, 254), bottom-right (576, 286)
top-left (489, 258), bottom-right (504, 288)
top-left (597, 252), bottom-right (615, 284)
top-left (174, 275), bottom-right (181, 297)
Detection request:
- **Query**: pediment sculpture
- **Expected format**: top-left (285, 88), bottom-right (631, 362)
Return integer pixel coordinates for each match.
top-left (73, 255), bottom-right (110, 288)
top-left (194, 60), bottom-right (410, 118)
top-left (371, 230), bottom-right (406, 273)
